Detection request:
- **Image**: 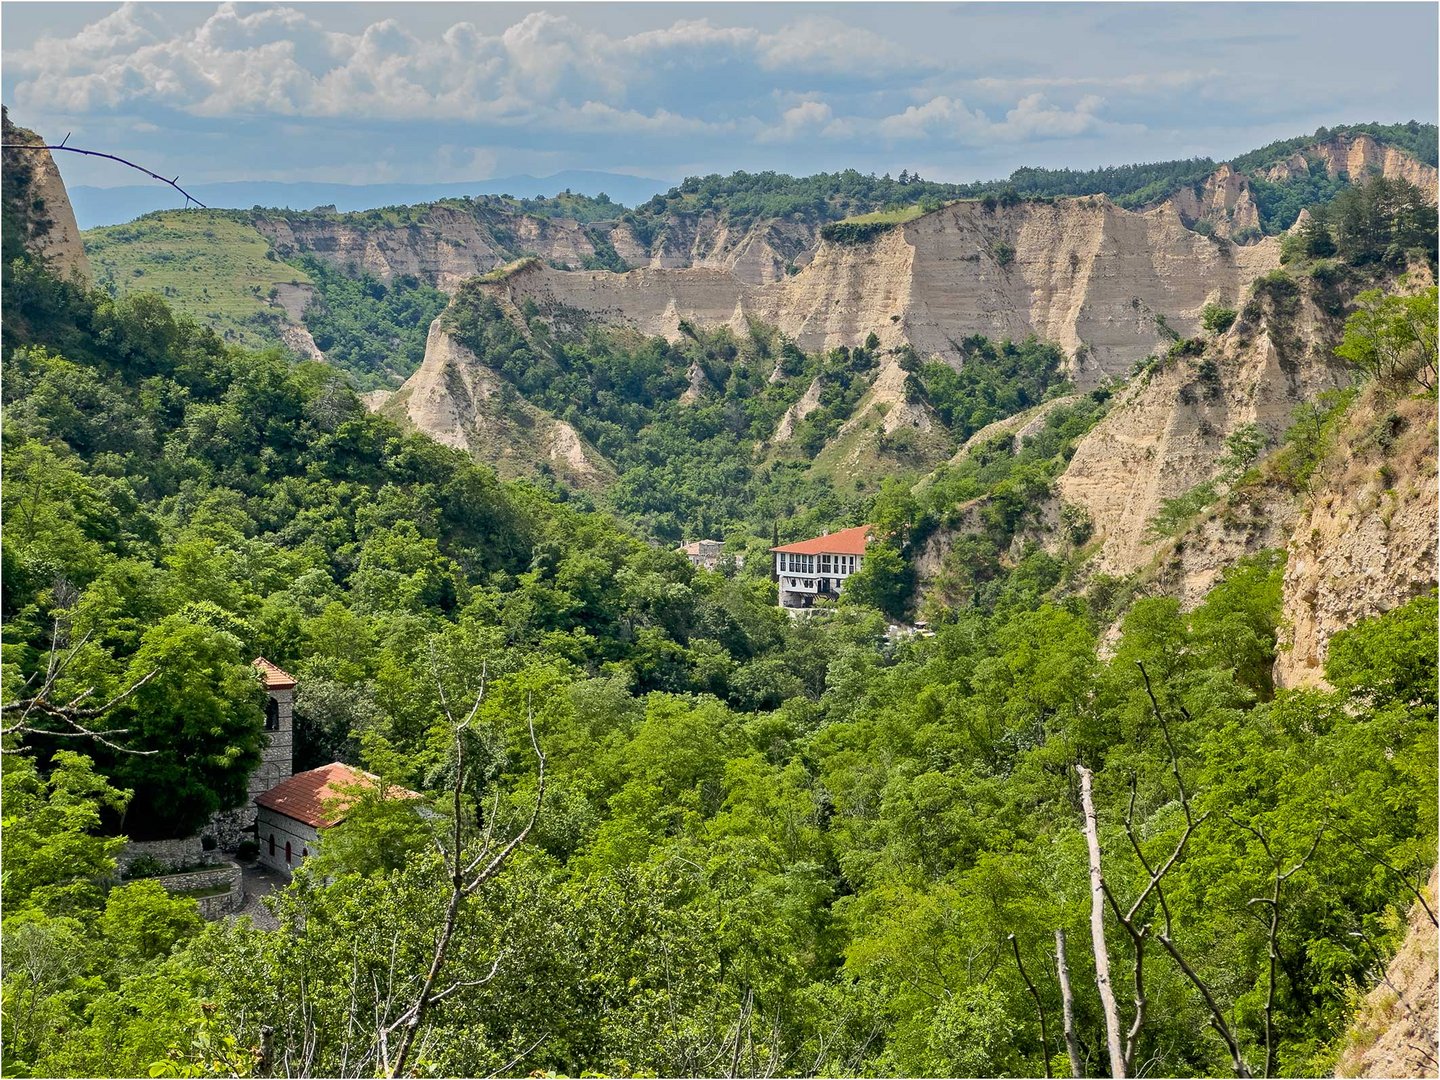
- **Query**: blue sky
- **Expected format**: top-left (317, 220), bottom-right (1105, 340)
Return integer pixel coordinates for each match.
top-left (3, 2), bottom-right (1436, 196)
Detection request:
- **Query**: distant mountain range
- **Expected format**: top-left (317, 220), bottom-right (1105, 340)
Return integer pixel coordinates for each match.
top-left (68, 170), bottom-right (674, 229)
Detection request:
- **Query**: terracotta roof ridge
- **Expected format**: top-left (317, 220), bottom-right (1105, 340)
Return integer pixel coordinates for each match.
top-left (253, 656), bottom-right (297, 688)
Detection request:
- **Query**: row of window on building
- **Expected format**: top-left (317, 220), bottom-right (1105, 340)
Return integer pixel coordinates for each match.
top-left (777, 552), bottom-right (859, 575)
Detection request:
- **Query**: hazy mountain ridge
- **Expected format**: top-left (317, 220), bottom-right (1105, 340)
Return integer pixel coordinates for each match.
top-left (69, 170), bottom-right (675, 230)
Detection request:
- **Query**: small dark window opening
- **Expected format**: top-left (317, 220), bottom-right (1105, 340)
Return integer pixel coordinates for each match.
top-left (265, 697), bottom-right (280, 731)
top-left (268, 834), bottom-right (275, 856)
top-left (285, 841), bottom-right (292, 864)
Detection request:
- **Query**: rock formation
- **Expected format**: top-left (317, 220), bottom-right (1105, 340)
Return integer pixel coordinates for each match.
top-left (1333, 871), bottom-right (1439, 1078)
top-left (254, 203), bottom-right (822, 291)
top-left (1161, 163), bottom-right (1264, 241)
top-left (469, 198), bottom-right (1279, 386)
top-left (379, 320), bottom-right (614, 490)
top-left (1274, 388), bottom-right (1438, 688)
top-left (1054, 275), bottom-right (1350, 580)
top-left (2, 110), bottom-right (91, 282)
top-left (1262, 132), bottom-right (1439, 201)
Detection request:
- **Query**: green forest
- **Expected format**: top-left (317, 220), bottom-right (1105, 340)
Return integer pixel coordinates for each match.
top-left (628, 123), bottom-right (1437, 233)
top-left (438, 284), bottom-right (1080, 550)
top-left (4, 138), bottom-right (1439, 1080)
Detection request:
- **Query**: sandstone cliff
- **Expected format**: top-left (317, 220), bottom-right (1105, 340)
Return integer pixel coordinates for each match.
top-left (643, 212), bottom-right (819, 282)
top-left (253, 203), bottom-right (821, 291)
top-left (379, 320), bottom-right (615, 490)
top-left (1161, 163), bottom-right (1264, 241)
top-left (256, 205), bottom-right (537, 291)
top-left (1262, 132), bottom-right (1439, 201)
top-left (1334, 871), bottom-right (1439, 1079)
top-left (268, 282), bottom-right (326, 362)
top-left (471, 198), bottom-right (1279, 386)
top-left (2, 111), bottom-right (91, 281)
top-left (1054, 273), bottom-right (1349, 581)
top-left (1274, 387), bottom-right (1438, 689)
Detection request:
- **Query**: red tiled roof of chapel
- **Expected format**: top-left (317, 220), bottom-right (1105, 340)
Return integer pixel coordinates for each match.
top-left (253, 657), bottom-right (297, 690)
top-left (255, 763), bottom-right (419, 829)
top-left (770, 524), bottom-right (872, 556)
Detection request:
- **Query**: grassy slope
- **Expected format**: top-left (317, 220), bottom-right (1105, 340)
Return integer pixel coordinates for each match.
top-left (83, 210), bottom-right (309, 349)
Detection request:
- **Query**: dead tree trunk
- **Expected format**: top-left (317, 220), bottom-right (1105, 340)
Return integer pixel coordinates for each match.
top-left (1055, 928), bottom-right (1085, 1079)
top-left (1078, 764), bottom-right (1126, 1079)
top-left (1010, 934), bottom-right (1053, 1078)
top-left (381, 678), bottom-right (545, 1078)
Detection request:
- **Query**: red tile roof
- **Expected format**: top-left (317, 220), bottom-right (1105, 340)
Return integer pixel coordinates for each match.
top-left (255, 763), bottom-right (419, 829)
top-left (253, 657), bottom-right (296, 690)
top-left (771, 524), bottom-right (873, 556)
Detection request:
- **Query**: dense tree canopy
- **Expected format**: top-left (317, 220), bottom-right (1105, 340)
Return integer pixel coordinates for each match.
top-left (3, 152), bottom-right (1437, 1078)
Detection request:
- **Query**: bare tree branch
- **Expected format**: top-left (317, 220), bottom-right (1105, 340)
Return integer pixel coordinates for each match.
top-left (1156, 932), bottom-right (1251, 1078)
top-left (1331, 824), bottom-right (1438, 928)
top-left (1, 141), bottom-right (208, 208)
top-left (1055, 928), bottom-right (1086, 1079)
top-left (1228, 816), bottom-right (1327, 1078)
top-left (1078, 763), bottom-right (1127, 1079)
top-left (1, 622), bottom-right (160, 754)
top-left (382, 679), bottom-right (545, 1078)
top-left (1009, 934), bottom-right (1053, 1078)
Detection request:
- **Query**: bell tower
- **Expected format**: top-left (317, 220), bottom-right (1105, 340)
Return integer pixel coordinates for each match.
top-left (251, 657), bottom-right (296, 798)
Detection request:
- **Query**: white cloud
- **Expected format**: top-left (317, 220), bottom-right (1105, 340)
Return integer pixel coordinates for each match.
top-left (995, 93), bottom-right (1107, 139)
top-left (758, 99), bottom-right (836, 144)
top-left (756, 17), bottom-right (915, 77)
top-left (879, 96), bottom-right (989, 140)
top-left (5, 5), bottom-right (916, 133)
top-left (875, 92), bottom-right (1126, 144)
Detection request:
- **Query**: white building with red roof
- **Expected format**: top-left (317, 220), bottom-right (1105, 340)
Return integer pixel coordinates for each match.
top-left (254, 762), bottom-right (419, 877)
top-left (770, 524), bottom-right (872, 612)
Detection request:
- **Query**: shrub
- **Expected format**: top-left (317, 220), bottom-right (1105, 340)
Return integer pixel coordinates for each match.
top-left (1144, 480), bottom-right (1218, 540)
top-left (820, 220), bottom-right (899, 246)
top-left (122, 855), bottom-right (168, 880)
top-left (1201, 304), bottom-right (1237, 335)
top-left (236, 839), bottom-right (260, 861)
top-left (1167, 337), bottom-right (1206, 361)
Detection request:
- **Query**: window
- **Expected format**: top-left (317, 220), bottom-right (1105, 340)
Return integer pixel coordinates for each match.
top-left (285, 841), bottom-right (292, 864)
top-left (265, 697), bottom-right (280, 731)
top-left (302, 848), bottom-right (308, 858)
top-left (820, 554), bottom-right (832, 573)
top-left (268, 834), bottom-right (275, 857)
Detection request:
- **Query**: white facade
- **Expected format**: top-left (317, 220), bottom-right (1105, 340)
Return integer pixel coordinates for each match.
top-left (256, 806), bottom-right (319, 877)
top-left (774, 550), bottom-right (863, 611)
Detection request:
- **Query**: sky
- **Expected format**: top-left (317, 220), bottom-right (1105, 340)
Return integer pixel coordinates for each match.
top-left (3, 1), bottom-right (1437, 197)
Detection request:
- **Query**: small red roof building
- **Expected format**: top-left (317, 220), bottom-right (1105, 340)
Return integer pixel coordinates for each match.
top-left (255, 762), bottom-right (419, 829)
top-left (253, 657), bottom-right (297, 690)
top-left (770, 524), bottom-right (873, 556)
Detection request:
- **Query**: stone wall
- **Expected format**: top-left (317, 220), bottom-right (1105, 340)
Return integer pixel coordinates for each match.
top-left (118, 835), bottom-right (220, 874)
top-left (208, 807), bottom-right (257, 852)
top-left (151, 862), bottom-right (245, 920)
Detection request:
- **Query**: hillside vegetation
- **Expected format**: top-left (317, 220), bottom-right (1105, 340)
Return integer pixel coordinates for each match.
top-left (83, 210), bottom-right (307, 349)
top-left (632, 122), bottom-right (1436, 228)
top-left (436, 284), bottom-right (1079, 550)
top-left (5, 130), bottom-right (1437, 1080)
